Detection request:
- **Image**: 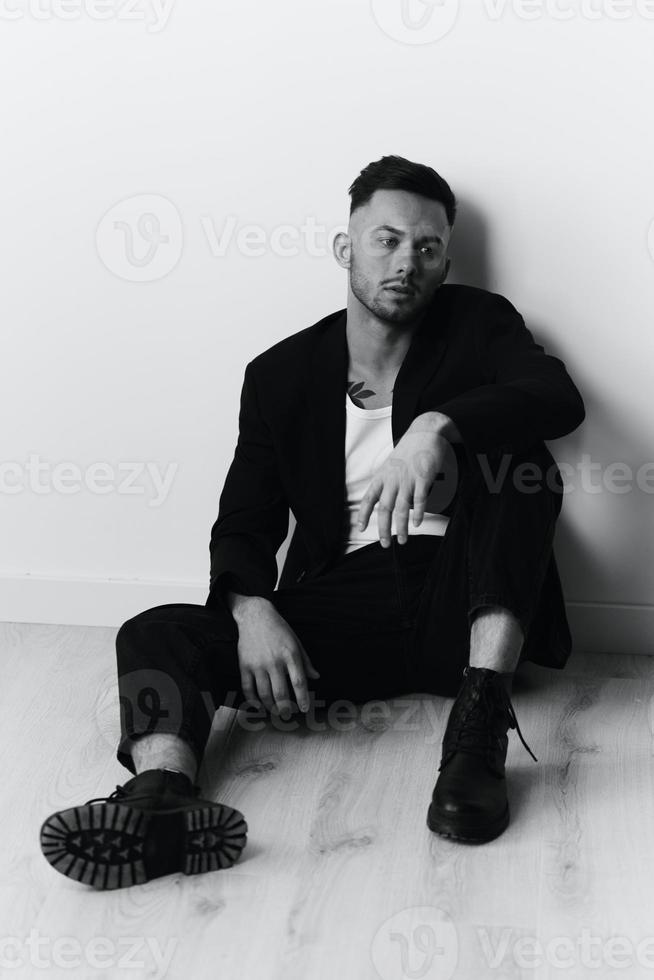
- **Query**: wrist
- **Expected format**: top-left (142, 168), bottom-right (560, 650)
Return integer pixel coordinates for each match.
top-left (227, 591), bottom-right (272, 622)
top-left (411, 411), bottom-right (462, 443)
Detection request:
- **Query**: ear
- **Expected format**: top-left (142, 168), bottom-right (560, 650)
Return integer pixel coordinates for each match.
top-left (332, 231), bottom-right (352, 270)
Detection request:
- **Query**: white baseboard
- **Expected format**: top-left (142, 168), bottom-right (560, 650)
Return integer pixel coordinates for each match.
top-left (0, 573), bottom-right (208, 629)
top-left (565, 601), bottom-right (654, 657)
top-left (0, 573), bottom-right (652, 655)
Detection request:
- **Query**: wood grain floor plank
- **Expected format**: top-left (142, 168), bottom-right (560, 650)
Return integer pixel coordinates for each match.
top-left (5, 625), bottom-right (654, 979)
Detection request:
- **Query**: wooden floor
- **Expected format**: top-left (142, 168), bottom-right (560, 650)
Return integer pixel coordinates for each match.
top-left (3, 621), bottom-right (654, 980)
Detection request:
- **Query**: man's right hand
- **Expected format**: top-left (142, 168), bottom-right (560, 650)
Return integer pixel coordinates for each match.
top-left (226, 592), bottom-right (320, 719)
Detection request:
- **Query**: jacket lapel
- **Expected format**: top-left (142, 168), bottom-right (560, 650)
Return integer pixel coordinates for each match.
top-left (306, 311), bottom-right (348, 554)
top-left (305, 290), bottom-right (451, 558)
top-left (391, 290), bottom-right (451, 446)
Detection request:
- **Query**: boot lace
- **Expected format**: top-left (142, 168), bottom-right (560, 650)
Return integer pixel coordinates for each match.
top-left (443, 668), bottom-right (538, 765)
top-left (84, 785), bottom-right (130, 806)
top-left (84, 778), bottom-right (200, 807)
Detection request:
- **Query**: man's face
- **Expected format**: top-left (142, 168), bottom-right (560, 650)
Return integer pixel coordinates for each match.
top-left (345, 188), bottom-right (452, 326)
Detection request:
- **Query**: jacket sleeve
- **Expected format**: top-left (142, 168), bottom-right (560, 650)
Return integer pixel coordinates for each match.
top-left (431, 294), bottom-right (586, 456)
top-left (206, 360), bottom-right (289, 609)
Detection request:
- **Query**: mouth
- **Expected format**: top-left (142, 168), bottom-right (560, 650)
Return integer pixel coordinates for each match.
top-left (384, 285), bottom-right (416, 296)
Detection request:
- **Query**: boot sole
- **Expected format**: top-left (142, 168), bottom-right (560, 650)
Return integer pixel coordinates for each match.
top-left (40, 800), bottom-right (247, 889)
top-left (426, 801), bottom-right (510, 843)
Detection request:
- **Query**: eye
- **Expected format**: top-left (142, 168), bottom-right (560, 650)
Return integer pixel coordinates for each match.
top-left (420, 246), bottom-right (433, 255)
top-left (380, 237), bottom-right (398, 247)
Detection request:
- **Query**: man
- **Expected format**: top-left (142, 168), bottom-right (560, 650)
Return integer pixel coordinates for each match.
top-left (40, 155), bottom-right (585, 889)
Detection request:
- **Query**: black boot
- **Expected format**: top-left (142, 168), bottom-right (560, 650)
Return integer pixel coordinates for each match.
top-left (427, 666), bottom-right (537, 843)
top-left (40, 768), bottom-right (247, 889)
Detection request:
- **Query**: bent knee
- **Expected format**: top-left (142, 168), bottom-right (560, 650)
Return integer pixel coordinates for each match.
top-left (116, 602), bottom-right (236, 649)
top-left (116, 602), bottom-right (210, 639)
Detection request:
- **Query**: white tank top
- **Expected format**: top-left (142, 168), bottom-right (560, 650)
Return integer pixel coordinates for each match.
top-left (343, 391), bottom-right (449, 555)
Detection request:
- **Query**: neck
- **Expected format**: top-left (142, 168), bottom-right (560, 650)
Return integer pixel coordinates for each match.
top-left (345, 289), bottom-right (426, 374)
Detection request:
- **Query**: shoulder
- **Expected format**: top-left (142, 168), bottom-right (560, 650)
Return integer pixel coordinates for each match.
top-left (438, 284), bottom-right (523, 320)
top-left (434, 286), bottom-right (527, 353)
top-left (247, 308), bottom-right (345, 377)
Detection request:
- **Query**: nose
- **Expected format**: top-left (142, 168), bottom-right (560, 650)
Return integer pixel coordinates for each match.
top-left (394, 245), bottom-right (419, 279)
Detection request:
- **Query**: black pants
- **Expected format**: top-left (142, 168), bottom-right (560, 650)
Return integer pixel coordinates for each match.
top-left (115, 450), bottom-right (558, 775)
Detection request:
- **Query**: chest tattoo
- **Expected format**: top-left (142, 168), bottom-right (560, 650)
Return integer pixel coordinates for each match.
top-left (346, 379), bottom-right (394, 409)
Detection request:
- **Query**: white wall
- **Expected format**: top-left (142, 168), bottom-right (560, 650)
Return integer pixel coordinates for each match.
top-left (1, 0), bottom-right (653, 652)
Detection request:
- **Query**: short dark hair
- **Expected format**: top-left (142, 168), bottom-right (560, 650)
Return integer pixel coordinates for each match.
top-left (348, 154), bottom-right (457, 227)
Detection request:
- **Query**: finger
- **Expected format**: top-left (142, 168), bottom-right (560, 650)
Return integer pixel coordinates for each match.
top-left (253, 669), bottom-right (275, 714)
top-left (241, 667), bottom-right (263, 709)
top-left (412, 483), bottom-right (429, 526)
top-left (357, 501), bottom-right (372, 531)
top-left (269, 666), bottom-right (293, 719)
top-left (395, 488), bottom-right (413, 544)
top-left (240, 667), bottom-right (261, 710)
top-left (300, 646), bottom-right (321, 679)
top-left (376, 491), bottom-right (397, 548)
top-left (285, 649), bottom-right (311, 712)
top-left (357, 479), bottom-right (381, 532)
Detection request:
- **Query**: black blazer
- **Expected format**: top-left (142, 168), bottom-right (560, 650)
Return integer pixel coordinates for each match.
top-left (207, 284), bottom-right (586, 669)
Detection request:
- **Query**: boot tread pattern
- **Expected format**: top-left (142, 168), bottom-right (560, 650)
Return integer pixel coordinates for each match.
top-left (40, 799), bottom-right (247, 889)
top-left (183, 806), bottom-right (247, 874)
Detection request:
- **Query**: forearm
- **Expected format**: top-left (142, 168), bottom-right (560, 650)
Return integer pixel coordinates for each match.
top-left (426, 382), bottom-right (585, 455)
